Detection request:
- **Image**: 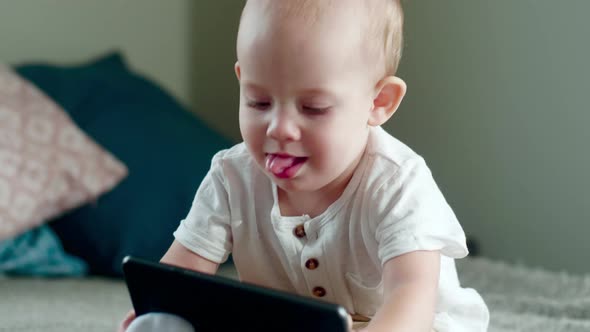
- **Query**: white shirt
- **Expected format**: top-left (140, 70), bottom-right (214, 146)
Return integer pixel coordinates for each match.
top-left (174, 126), bottom-right (489, 331)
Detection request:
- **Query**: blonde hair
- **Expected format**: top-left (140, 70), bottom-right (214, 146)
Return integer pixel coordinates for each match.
top-left (240, 0), bottom-right (404, 77)
top-left (369, 0), bottom-right (404, 76)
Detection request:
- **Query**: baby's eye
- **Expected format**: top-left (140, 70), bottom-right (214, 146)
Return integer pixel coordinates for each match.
top-left (302, 106), bottom-right (330, 115)
top-left (247, 101), bottom-right (271, 111)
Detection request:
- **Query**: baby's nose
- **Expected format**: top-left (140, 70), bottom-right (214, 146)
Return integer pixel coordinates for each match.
top-left (266, 112), bottom-right (301, 142)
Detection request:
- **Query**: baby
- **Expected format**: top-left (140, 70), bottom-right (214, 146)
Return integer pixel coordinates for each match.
top-left (121, 0), bottom-right (489, 331)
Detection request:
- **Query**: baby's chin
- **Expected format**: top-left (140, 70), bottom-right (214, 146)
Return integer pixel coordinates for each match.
top-left (274, 171), bottom-right (344, 195)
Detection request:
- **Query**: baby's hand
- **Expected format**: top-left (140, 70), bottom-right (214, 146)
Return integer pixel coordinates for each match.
top-left (118, 309), bottom-right (136, 332)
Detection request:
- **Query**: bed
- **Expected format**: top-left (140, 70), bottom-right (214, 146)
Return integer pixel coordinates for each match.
top-left (1, 54), bottom-right (589, 332)
top-left (2, 257), bottom-right (589, 332)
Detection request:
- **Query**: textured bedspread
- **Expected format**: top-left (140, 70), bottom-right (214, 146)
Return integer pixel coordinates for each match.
top-left (1, 257), bottom-right (589, 332)
top-left (457, 258), bottom-right (590, 332)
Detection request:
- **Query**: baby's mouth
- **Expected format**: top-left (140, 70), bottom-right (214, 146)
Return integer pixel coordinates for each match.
top-left (265, 154), bottom-right (308, 179)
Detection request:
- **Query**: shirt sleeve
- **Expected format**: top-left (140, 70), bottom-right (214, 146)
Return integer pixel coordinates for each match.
top-left (371, 157), bottom-right (468, 266)
top-left (173, 152), bottom-right (232, 264)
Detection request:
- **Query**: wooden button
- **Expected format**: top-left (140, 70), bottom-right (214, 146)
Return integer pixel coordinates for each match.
top-left (305, 258), bottom-right (319, 270)
top-left (351, 314), bottom-right (371, 322)
top-left (312, 286), bottom-right (326, 297)
top-left (293, 224), bottom-right (306, 238)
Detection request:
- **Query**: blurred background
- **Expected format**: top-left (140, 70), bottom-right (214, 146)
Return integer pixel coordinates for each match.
top-left (1, 0), bottom-right (588, 274)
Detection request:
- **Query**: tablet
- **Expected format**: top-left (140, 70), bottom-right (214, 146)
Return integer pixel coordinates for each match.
top-left (122, 256), bottom-right (350, 332)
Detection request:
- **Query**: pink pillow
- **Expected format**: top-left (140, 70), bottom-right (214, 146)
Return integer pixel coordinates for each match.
top-left (0, 65), bottom-right (128, 241)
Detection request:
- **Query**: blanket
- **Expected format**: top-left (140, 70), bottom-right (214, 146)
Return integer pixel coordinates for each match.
top-left (0, 225), bottom-right (87, 276)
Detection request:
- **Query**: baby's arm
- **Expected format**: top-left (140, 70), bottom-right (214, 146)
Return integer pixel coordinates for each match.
top-left (361, 250), bottom-right (440, 332)
top-left (160, 240), bottom-right (219, 274)
top-left (118, 240), bottom-right (219, 332)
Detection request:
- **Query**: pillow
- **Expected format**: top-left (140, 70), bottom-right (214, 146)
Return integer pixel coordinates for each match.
top-left (16, 53), bottom-right (231, 276)
top-left (0, 65), bottom-right (128, 241)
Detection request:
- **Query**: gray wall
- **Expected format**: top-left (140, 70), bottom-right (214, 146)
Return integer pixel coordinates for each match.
top-left (390, 1), bottom-right (590, 273)
top-left (188, 2), bottom-right (243, 140)
top-left (0, 0), bottom-right (194, 112)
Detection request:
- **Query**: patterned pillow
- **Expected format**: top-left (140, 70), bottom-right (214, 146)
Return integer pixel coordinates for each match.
top-left (0, 65), bottom-right (128, 241)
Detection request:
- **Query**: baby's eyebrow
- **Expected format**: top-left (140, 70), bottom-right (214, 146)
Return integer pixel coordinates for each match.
top-left (241, 82), bottom-right (338, 101)
top-left (299, 88), bottom-right (338, 100)
top-left (242, 82), bottom-right (267, 93)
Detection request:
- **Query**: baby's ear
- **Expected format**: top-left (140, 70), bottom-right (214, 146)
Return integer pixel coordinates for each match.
top-left (369, 76), bottom-right (407, 126)
top-left (234, 61), bottom-right (241, 81)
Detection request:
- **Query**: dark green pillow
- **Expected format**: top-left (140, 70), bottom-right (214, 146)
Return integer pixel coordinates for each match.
top-left (16, 53), bottom-right (231, 276)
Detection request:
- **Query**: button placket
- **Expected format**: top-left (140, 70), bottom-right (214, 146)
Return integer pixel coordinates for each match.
top-left (272, 216), bottom-right (309, 288)
top-left (300, 226), bottom-right (332, 300)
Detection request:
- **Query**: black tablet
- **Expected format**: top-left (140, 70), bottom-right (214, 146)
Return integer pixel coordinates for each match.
top-left (122, 256), bottom-right (349, 332)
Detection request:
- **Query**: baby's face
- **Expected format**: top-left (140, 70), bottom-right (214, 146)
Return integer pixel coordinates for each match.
top-left (237, 2), bottom-right (377, 194)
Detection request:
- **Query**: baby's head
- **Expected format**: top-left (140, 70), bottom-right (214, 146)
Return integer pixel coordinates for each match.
top-left (238, 0), bottom-right (405, 82)
top-left (235, 0), bottom-right (407, 194)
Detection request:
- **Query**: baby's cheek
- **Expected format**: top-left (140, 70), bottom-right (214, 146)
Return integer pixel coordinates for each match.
top-left (243, 124), bottom-right (264, 146)
top-left (313, 143), bottom-right (340, 170)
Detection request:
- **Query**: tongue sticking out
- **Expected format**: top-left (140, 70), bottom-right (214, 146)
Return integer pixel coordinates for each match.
top-left (265, 154), bottom-right (306, 178)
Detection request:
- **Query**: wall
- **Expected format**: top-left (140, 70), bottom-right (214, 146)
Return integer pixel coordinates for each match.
top-left (187, 2), bottom-right (243, 141)
top-left (391, 0), bottom-right (590, 273)
top-left (0, 0), bottom-right (193, 117)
